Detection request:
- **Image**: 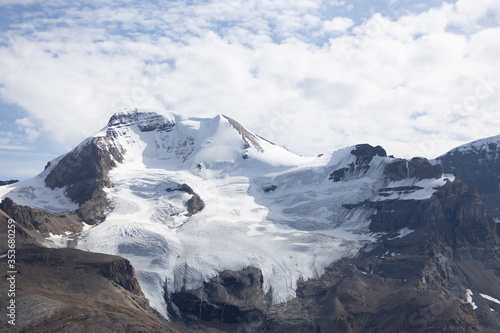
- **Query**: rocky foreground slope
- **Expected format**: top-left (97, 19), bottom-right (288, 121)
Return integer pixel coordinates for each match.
top-left (1, 108), bottom-right (500, 332)
top-left (0, 210), bottom-right (184, 333)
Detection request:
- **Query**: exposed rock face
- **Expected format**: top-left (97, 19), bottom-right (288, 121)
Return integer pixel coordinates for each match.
top-left (0, 208), bottom-right (45, 252)
top-left (330, 144), bottom-right (387, 182)
top-left (169, 183), bottom-right (205, 216)
top-left (45, 136), bottom-right (124, 224)
top-left (364, 180), bottom-right (497, 247)
top-left (0, 197), bottom-right (83, 236)
top-left (107, 109), bottom-right (175, 133)
top-left (350, 143), bottom-right (387, 163)
top-left (185, 194), bottom-right (204, 216)
top-left (384, 157), bottom-right (443, 181)
top-left (437, 137), bottom-right (500, 221)
top-left (0, 179), bottom-right (19, 186)
top-left (169, 267), bottom-right (269, 331)
top-left (224, 115), bottom-right (264, 153)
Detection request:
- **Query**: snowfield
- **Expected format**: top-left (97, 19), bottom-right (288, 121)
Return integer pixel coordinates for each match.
top-left (0, 108), bottom-right (453, 319)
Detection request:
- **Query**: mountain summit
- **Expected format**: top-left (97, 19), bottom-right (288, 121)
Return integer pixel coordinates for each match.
top-left (1, 109), bottom-right (500, 332)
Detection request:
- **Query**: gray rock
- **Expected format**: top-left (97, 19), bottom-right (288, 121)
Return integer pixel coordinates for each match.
top-left (45, 136), bottom-right (124, 224)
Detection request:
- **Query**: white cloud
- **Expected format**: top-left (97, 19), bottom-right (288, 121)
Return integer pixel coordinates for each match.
top-left (15, 117), bottom-right (40, 141)
top-left (0, 144), bottom-right (29, 150)
top-left (0, 0), bottom-right (36, 6)
top-left (0, 0), bottom-right (499, 165)
top-left (323, 17), bottom-right (354, 32)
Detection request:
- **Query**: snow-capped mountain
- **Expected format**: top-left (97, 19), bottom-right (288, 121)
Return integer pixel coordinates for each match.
top-left (2, 109), bottom-right (499, 332)
top-left (0, 108), bottom-right (452, 315)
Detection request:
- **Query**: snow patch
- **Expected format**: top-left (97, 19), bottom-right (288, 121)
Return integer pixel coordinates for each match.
top-left (464, 289), bottom-right (478, 310)
top-left (45, 233), bottom-right (68, 248)
top-left (480, 293), bottom-right (500, 305)
top-left (388, 228), bottom-right (414, 240)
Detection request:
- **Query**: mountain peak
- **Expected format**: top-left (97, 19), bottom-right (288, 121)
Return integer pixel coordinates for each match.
top-left (107, 108), bottom-right (177, 133)
top-left (223, 115), bottom-right (264, 153)
top-left (98, 108), bottom-right (306, 176)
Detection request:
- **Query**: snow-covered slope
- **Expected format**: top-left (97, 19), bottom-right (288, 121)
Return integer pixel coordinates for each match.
top-left (0, 108), bottom-right (454, 318)
top-left (0, 154), bottom-right (78, 213)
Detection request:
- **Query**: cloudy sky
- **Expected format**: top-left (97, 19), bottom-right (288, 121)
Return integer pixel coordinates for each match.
top-left (0, 0), bottom-right (499, 179)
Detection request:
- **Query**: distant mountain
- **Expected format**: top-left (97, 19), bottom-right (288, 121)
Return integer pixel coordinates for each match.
top-left (437, 135), bottom-right (500, 222)
top-left (0, 179), bottom-right (18, 186)
top-left (1, 109), bottom-right (499, 332)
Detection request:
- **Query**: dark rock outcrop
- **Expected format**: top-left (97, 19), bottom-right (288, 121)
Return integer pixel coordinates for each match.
top-left (330, 144), bottom-right (387, 182)
top-left (107, 109), bottom-right (175, 133)
top-left (384, 157), bottom-right (443, 181)
top-left (224, 115), bottom-right (264, 153)
top-left (186, 194), bottom-right (204, 216)
top-left (0, 208), bottom-right (45, 252)
top-left (45, 137), bottom-right (124, 224)
top-left (263, 185), bottom-right (277, 193)
top-left (169, 183), bottom-right (205, 216)
top-left (437, 138), bottom-right (500, 221)
top-left (176, 183), bottom-right (195, 195)
top-left (350, 144), bottom-right (387, 163)
top-left (0, 197), bottom-right (83, 237)
top-left (0, 179), bottom-right (19, 186)
top-left (170, 267), bottom-right (269, 331)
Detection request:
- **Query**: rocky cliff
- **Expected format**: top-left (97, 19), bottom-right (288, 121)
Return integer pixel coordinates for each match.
top-left (44, 136), bottom-right (124, 224)
top-left (437, 135), bottom-right (500, 224)
top-left (0, 197), bottom-right (83, 237)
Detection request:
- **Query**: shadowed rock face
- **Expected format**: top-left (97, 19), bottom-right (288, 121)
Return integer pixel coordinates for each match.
top-left (0, 179), bottom-right (18, 186)
top-left (0, 209), bottom-right (45, 252)
top-left (330, 144), bottom-right (387, 182)
top-left (168, 183), bottom-right (205, 216)
top-left (169, 267), bottom-right (270, 332)
top-left (45, 137), bottom-right (124, 224)
top-left (185, 194), bottom-right (204, 216)
top-left (350, 144), bottom-right (387, 163)
top-left (384, 157), bottom-right (443, 181)
top-left (437, 140), bottom-right (500, 222)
